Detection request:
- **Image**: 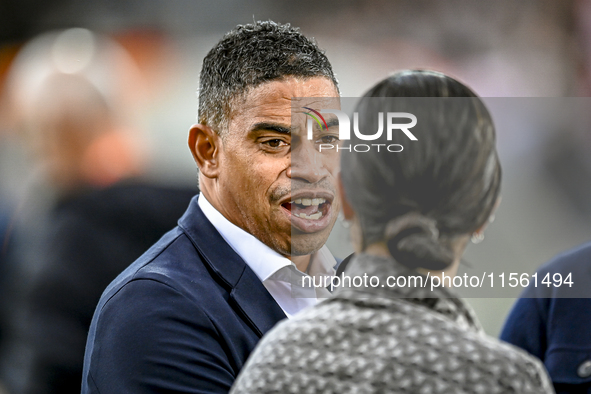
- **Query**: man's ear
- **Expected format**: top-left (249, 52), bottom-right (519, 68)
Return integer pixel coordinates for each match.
top-left (188, 124), bottom-right (222, 178)
top-left (338, 173), bottom-right (355, 221)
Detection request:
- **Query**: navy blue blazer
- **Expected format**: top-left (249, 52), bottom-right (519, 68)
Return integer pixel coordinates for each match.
top-left (81, 195), bottom-right (287, 393)
top-left (500, 241), bottom-right (591, 394)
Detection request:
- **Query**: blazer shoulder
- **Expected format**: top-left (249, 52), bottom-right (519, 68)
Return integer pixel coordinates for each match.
top-left (98, 225), bottom-right (214, 311)
top-left (85, 277), bottom-right (237, 393)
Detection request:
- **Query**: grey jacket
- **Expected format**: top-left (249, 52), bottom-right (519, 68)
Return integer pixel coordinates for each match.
top-left (231, 253), bottom-right (554, 394)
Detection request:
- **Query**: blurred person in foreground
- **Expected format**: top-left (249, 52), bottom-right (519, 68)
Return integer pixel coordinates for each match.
top-left (0, 28), bottom-right (196, 394)
top-left (230, 70), bottom-right (554, 394)
top-left (82, 21), bottom-right (341, 393)
top-left (500, 4), bottom-right (591, 391)
top-left (501, 242), bottom-right (591, 393)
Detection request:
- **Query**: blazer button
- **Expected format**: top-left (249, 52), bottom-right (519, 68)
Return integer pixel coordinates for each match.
top-left (578, 360), bottom-right (591, 378)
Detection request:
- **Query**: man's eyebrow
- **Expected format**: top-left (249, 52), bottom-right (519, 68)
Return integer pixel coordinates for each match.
top-left (325, 118), bottom-right (339, 128)
top-left (251, 122), bottom-right (291, 134)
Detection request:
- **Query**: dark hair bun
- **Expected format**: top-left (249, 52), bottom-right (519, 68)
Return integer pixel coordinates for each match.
top-left (385, 213), bottom-right (454, 271)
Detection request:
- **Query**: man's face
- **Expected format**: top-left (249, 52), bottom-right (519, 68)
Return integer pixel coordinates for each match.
top-left (216, 76), bottom-right (340, 257)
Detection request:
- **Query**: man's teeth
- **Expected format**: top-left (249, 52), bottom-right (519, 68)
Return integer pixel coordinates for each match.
top-left (290, 197), bottom-right (328, 220)
top-left (293, 198), bottom-right (326, 206)
top-left (293, 212), bottom-right (323, 220)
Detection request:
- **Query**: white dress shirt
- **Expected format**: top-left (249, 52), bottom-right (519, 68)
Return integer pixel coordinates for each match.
top-left (198, 195), bottom-right (336, 318)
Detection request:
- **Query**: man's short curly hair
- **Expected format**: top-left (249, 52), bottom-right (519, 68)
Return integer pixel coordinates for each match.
top-left (198, 21), bottom-right (338, 135)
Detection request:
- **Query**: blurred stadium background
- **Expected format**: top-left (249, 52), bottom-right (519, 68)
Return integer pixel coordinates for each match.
top-left (1, 0), bottom-right (590, 340)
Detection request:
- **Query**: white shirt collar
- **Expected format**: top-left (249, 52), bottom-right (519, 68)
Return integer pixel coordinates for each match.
top-left (198, 194), bottom-right (336, 317)
top-left (198, 194), bottom-right (291, 282)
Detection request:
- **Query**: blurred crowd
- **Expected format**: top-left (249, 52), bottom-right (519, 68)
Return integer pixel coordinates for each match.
top-left (0, 27), bottom-right (197, 393)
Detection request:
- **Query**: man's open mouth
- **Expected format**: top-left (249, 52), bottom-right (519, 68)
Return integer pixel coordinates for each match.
top-left (282, 197), bottom-right (330, 220)
top-left (280, 193), bottom-right (334, 233)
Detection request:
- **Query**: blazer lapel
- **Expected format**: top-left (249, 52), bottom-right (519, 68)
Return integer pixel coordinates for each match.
top-left (178, 195), bottom-right (286, 337)
top-left (229, 269), bottom-right (287, 336)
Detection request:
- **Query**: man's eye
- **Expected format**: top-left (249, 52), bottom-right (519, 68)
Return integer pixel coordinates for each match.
top-left (263, 139), bottom-right (287, 148)
top-left (317, 135), bottom-right (339, 144)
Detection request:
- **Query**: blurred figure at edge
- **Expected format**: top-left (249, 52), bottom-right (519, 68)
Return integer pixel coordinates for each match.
top-left (0, 28), bottom-right (196, 394)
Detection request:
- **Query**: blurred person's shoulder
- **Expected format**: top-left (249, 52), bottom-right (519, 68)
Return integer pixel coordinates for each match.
top-left (536, 240), bottom-right (591, 276)
top-left (42, 179), bottom-right (198, 279)
top-left (517, 240), bottom-right (591, 300)
top-left (96, 226), bottom-right (196, 308)
top-left (53, 179), bottom-right (197, 234)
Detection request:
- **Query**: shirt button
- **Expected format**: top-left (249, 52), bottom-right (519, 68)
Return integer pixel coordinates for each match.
top-left (577, 360), bottom-right (591, 378)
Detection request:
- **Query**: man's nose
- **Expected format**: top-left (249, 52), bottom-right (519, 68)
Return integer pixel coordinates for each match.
top-left (288, 140), bottom-right (328, 183)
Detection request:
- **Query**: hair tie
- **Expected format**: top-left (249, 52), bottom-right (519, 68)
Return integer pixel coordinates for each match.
top-left (384, 212), bottom-right (453, 270)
